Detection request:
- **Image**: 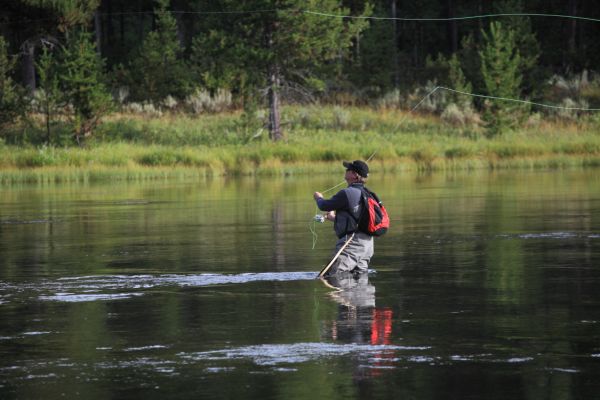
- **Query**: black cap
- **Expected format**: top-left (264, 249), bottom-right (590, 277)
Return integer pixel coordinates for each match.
top-left (343, 160), bottom-right (369, 178)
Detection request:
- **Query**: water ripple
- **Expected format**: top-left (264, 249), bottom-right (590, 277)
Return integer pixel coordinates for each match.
top-left (498, 232), bottom-right (599, 240)
top-left (39, 293), bottom-right (144, 302)
top-left (178, 342), bottom-right (431, 366)
top-left (1, 272), bottom-right (318, 304)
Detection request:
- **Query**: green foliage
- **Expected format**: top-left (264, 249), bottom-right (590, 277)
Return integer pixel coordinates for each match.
top-left (0, 36), bottom-right (24, 131)
top-left (185, 89), bottom-right (233, 114)
top-left (59, 29), bottom-right (112, 145)
top-left (456, 34), bottom-right (483, 94)
top-left (543, 71), bottom-right (600, 120)
top-left (189, 0), bottom-right (371, 138)
top-left (491, 0), bottom-right (541, 95)
top-left (448, 54), bottom-right (473, 109)
top-left (2, 105), bottom-right (600, 182)
top-left (479, 22), bottom-right (526, 136)
top-left (20, 0), bottom-right (100, 31)
top-left (345, 2), bottom-right (395, 92)
top-left (126, 0), bottom-right (192, 103)
top-left (35, 45), bottom-right (64, 144)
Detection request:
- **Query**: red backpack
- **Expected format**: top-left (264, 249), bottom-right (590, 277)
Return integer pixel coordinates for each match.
top-left (358, 188), bottom-right (390, 236)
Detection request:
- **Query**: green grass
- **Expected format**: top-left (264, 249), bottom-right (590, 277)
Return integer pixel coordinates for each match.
top-left (1, 105), bottom-right (599, 183)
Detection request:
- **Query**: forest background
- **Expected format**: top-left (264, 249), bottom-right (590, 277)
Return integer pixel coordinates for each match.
top-left (1, 0), bottom-right (600, 181)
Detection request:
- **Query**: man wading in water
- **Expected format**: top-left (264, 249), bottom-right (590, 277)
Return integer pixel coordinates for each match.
top-left (314, 160), bottom-right (374, 277)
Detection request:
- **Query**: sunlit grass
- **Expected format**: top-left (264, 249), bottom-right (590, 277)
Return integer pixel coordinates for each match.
top-left (1, 105), bottom-right (599, 183)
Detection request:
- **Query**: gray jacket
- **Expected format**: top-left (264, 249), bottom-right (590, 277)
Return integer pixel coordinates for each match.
top-left (316, 183), bottom-right (364, 238)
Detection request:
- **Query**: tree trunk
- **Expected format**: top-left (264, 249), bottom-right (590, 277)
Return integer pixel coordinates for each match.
top-left (391, 0), bottom-right (399, 89)
top-left (266, 18), bottom-right (283, 141)
top-left (268, 64), bottom-right (283, 141)
top-left (105, 0), bottom-right (115, 56)
top-left (45, 100), bottom-right (51, 145)
top-left (412, 23), bottom-right (418, 67)
top-left (119, 2), bottom-right (125, 44)
top-left (94, 10), bottom-right (102, 55)
top-left (477, 0), bottom-right (484, 41)
top-left (447, 0), bottom-right (458, 53)
top-left (21, 41), bottom-right (36, 93)
top-left (568, 0), bottom-right (577, 55)
top-left (174, 11), bottom-right (186, 48)
top-left (138, 0), bottom-right (145, 44)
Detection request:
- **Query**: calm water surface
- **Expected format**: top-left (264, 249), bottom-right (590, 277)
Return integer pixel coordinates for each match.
top-left (1, 170), bottom-right (600, 399)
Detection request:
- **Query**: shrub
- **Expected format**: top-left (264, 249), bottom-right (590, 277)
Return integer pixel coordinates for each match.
top-left (548, 71), bottom-right (588, 98)
top-left (124, 102), bottom-right (143, 114)
top-left (545, 71), bottom-right (600, 114)
top-left (554, 98), bottom-right (589, 121)
top-left (0, 35), bottom-right (24, 129)
top-left (59, 29), bottom-right (113, 145)
top-left (332, 106), bottom-right (351, 130)
top-left (15, 146), bottom-right (58, 167)
top-left (185, 89), bottom-right (232, 114)
top-left (137, 149), bottom-right (178, 166)
top-left (113, 86), bottom-right (129, 104)
top-left (411, 148), bottom-right (436, 168)
top-left (445, 146), bottom-right (474, 158)
top-left (409, 80), bottom-right (448, 113)
top-left (142, 103), bottom-right (163, 117)
top-left (125, 0), bottom-right (192, 102)
top-left (162, 95), bottom-right (178, 110)
top-left (479, 22), bottom-right (527, 136)
top-left (124, 102), bottom-right (162, 117)
top-left (489, 143), bottom-right (544, 158)
top-left (376, 89), bottom-right (403, 109)
top-left (441, 103), bottom-right (465, 126)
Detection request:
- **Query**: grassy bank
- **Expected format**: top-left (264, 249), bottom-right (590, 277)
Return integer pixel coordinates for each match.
top-left (1, 106), bottom-right (600, 183)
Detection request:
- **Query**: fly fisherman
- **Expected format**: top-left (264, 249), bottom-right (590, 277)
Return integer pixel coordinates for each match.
top-left (313, 160), bottom-right (374, 277)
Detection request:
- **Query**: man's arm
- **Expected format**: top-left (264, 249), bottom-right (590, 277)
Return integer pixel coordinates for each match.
top-left (314, 190), bottom-right (348, 212)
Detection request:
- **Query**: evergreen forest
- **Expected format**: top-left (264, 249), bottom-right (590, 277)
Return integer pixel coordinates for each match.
top-left (1, 0), bottom-right (600, 178)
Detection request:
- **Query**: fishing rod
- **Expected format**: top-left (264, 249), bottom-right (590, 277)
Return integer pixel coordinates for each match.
top-left (309, 85), bottom-right (439, 250)
top-left (310, 84), bottom-right (600, 276)
top-left (317, 232), bottom-right (355, 278)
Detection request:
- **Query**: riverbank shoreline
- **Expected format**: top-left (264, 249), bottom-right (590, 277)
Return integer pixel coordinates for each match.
top-left (2, 153), bottom-right (599, 184)
top-left (2, 106), bottom-right (599, 183)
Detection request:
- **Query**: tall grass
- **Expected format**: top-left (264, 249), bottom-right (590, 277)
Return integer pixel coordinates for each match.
top-left (1, 105), bottom-right (599, 183)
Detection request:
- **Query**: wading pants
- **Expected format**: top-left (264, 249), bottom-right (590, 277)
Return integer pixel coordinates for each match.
top-left (329, 231), bottom-right (374, 275)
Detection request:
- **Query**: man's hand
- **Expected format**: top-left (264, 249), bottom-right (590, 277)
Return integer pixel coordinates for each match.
top-left (313, 192), bottom-right (323, 201)
top-left (325, 211), bottom-right (335, 221)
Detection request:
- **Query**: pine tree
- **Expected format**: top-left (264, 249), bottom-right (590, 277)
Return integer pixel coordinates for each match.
top-left (479, 22), bottom-right (525, 136)
top-left (190, 0), bottom-right (370, 141)
top-left (345, 1), bottom-right (396, 92)
top-left (0, 36), bottom-right (23, 131)
top-left (36, 44), bottom-right (63, 145)
top-left (59, 29), bottom-right (112, 145)
top-left (448, 53), bottom-right (473, 110)
top-left (491, 0), bottom-right (541, 95)
top-left (127, 0), bottom-right (191, 103)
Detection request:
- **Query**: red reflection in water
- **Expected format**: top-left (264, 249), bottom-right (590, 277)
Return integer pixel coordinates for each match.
top-left (371, 308), bottom-right (393, 345)
top-left (369, 308), bottom-right (394, 376)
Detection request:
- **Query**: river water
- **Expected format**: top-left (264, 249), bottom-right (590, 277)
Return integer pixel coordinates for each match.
top-left (1, 170), bottom-right (600, 399)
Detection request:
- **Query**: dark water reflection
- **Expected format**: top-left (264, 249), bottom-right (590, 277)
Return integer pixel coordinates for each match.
top-left (1, 170), bottom-right (600, 399)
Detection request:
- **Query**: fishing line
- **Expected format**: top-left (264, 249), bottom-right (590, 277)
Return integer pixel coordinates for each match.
top-left (437, 86), bottom-right (600, 111)
top-left (4, 9), bottom-right (600, 28)
top-left (303, 10), bottom-right (600, 24)
top-left (308, 86), bottom-right (434, 249)
top-left (309, 84), bottom-right (600, 249)
top-left (5, 6), bottom-right (598, 243)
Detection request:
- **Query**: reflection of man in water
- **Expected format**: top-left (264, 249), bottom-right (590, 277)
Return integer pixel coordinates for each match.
top-left (323, 274), bottom-right (394, 378)
top-left (325, 273), bottom-right (376, 309)
top-left (324, 273), bottom-right (375, 344)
